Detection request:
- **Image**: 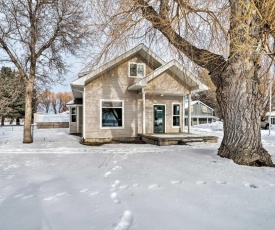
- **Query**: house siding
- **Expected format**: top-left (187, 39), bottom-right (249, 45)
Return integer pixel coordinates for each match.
top-left (185, 102), bottom-right (213, 117)
top-left (84, 55), bottom-right (189, 142)
top-left (144, 95), bottom-right (183, 133)
top-left (84, 55), bottom-right (153, 141)
top-left (146, 71), bottom-right (188, 95)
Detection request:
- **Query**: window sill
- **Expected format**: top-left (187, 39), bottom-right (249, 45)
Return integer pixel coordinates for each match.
top-left (128, 75), bottom-right (144, 78)
top-left (100, 127), bottom-right (125, 130)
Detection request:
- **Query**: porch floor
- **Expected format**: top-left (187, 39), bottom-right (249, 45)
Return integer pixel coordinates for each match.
top-left (138, 133), bottom-right (218, 146)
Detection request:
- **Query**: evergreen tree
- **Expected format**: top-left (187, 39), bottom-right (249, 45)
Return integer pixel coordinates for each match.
top-left (0, 67), bottom-right (32, 125)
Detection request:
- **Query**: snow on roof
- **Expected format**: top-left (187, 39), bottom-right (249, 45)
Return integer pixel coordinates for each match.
top-left (66, 100), bottom-right (74, 105)
top-left (36, 114), bottom-right (69, 123)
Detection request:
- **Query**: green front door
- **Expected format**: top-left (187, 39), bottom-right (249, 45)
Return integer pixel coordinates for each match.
top-left (153, 105), bottom-right (165, 133)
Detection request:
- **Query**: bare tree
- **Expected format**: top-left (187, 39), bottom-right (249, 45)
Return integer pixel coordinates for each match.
top-left (89, 0), bottom-right (275, 166)
top-left (57, 92), bottom-right (73, 113)
top-left (50, 92), bottom-right (58, 114)
top-left (38, 89), bottom-right (51, 113)
top-left (0, 0), bottom-right (92, 143)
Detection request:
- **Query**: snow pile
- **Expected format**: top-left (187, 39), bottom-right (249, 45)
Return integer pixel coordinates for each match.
top-left (36, 113), bottom-right (69, 123)
top-left (193, 121), bottom-right (223, 130)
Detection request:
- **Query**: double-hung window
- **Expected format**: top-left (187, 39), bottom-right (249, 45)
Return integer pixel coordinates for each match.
top-left (129, 62), bottom-right (145, 78)
top-left (101, 100), bottom-right (124, 128)
top-left (172, 104), bottom-right (180, 127)
top-left (71, 107), bottom-right (76, 122)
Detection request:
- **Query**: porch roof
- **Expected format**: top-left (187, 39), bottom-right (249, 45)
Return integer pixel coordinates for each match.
top-left (128, 60), bottom-right (208, 93)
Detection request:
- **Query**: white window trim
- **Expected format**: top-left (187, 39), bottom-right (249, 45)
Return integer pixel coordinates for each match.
top-left (152, 104), bottom-right (166, 133)
top-left (128, 62), bottom-right (146, 78)
top-left (71, 106), bottom-right (77, 123)
top-left (172, 103), bottom-right (181, 128)
top-left (100, 99), bottom-right (125, 129)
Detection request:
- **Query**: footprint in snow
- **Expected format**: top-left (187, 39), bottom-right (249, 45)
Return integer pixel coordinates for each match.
top-left (148, 184), bottom-right (161, 189)
top-left (196, 181), bottom-right (207, 185)
top-left (80, 189), bottom-right (89, 193)
top-left (44, 196), bottom-right (55, 201)
top-left (112, 166), bottom-right (122, 171)
top-left (89, 191), bottom-right (102, 196)
top-left (216, 181), bottom-right (227, 184)
top-left (114, 210), bottom-right (133, 230)
top-left (114, 161), bottom-right (118, 164)
top-left (43, 192), bottom-right (69, 201)
top-left (111, 192), bottom-right (120, 203)
top-left (56, 192), bottom-right (68, 197)
top-left (119, 185), bottom-right (129, 189)
top-left (104, 171), bottom-right (112, 178)
top-left (132, 183), bottom-right (140, 187)
top-left (21, 195), bottom-right (35, 200)
top-left (14, 194), bottom-right (24, 198)
top-left (244, 183), bottom-right (258, 188)
top-left (111, 180), bottom-right (120, 189)
top-left (170, 180), bottom-right (182, 184)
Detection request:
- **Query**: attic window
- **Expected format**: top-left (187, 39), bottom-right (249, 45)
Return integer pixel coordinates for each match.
top-left (129, 62), bottom-right (145, 78)
top-left (202, 105), bottom-right (207, 113)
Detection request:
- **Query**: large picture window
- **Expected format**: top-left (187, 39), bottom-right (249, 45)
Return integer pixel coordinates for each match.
top-left (101, 100), bottom-right (124, 128)
top-left (172, 104), bottom-right (180, 127)
top-left (129, 62), bottom-right (145, 78)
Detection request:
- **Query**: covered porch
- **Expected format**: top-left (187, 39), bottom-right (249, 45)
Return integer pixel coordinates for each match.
top-left (128, 60), bottom-right (209, 135)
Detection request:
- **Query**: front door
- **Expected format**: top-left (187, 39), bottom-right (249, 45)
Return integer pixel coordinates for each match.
top-left (153, 105), bottom-right (165, 133)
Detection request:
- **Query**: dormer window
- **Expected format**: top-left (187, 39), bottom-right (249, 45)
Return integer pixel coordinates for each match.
top-left (129, 62), bottom-right (146, 78)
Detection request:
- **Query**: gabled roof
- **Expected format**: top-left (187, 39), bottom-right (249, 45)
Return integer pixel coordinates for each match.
top-left (184, 100), bottom-right (214, 111)
top-left (71, 44), bottom-right (165, 88)
top-left (128, 60), bottom-right (208, 93)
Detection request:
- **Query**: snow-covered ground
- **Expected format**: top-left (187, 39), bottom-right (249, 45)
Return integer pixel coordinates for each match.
top-left (0, 123), bottom-right (274, 230)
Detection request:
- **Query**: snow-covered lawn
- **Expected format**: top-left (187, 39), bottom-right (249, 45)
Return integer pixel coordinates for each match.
top-left (0, 124), bottom-right (274, 230)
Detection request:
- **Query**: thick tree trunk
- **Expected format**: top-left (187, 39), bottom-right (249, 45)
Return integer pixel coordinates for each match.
top-left (213, 0), bottom-right (274, 167)
top-left (23, 80), bottom-right (34, 143)
top-left (216, 58), bottom-right (274, 167)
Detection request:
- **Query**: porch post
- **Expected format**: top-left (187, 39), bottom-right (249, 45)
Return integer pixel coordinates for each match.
top-left (77, 106), bottom-right (79, 133)
top-left (188, 92), bottom-right (192, 133)
top-left (83, 88), bottom-right (85, 139)
top-left (142, 88), bottom-right (146, 134)
top-left (182, 95), bottom-right (185, 132)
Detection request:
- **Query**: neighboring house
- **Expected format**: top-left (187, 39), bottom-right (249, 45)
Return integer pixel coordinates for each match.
top-left (184, 100), bottom-right (218, 126)
top-left (68, 44), bottom-right (208, 143)
top-left (265, 111), bottom-right (275, 125)
top-left (36, 113), bottom-right (69, 129)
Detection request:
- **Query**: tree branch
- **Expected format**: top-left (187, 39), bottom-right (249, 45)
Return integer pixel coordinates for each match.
top-left (0, 38), bottom-right (27, 79)
top-left (133, 0), bottom-right (226, 74)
